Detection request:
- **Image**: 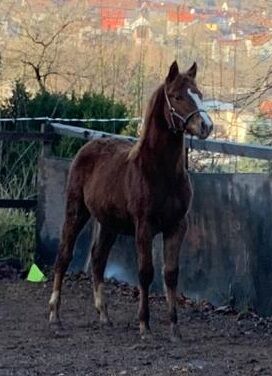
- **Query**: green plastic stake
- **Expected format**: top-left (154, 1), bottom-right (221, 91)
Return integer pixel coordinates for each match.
top-left (27, 264), bottom-right (47, 282)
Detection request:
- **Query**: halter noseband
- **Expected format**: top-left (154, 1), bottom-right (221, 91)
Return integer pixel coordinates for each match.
top-left (164, 86), bottom-right (208, 133)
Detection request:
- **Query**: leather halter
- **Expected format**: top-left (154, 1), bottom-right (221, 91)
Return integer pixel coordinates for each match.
top-left (164, 86), bottom-right (209, 133)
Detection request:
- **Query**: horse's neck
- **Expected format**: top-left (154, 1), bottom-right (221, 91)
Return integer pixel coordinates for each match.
top-left (139, 108), bottom-right (186, 177)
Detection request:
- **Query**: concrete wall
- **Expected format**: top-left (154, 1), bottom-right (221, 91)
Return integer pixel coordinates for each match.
top-left (37, 157), bottom-right (272, 315)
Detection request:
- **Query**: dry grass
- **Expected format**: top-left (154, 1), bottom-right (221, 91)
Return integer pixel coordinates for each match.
top-left (0, 209), bottom-right (35, 270)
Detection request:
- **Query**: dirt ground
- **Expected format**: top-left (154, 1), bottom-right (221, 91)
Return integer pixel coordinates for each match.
top-left (1, 274), bottom-right (272, 376)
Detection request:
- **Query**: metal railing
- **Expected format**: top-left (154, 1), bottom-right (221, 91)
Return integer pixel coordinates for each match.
top-left (1, 116), bottom-right (272, 210)
top-left (50, 121), bottom-right (272, 161)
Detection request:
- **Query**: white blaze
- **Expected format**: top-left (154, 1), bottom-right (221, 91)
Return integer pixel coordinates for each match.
top-left (187, 88), bottom-right (213, 128)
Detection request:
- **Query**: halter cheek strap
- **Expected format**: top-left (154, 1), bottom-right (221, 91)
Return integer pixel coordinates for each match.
top-left (164, 86), bottom-right (209, 133)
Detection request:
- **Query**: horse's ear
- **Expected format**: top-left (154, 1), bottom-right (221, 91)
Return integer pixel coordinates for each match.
top-left (166, 61), bottom-right (179, 83)
top-left (187, 62), bottom-right (197, 79)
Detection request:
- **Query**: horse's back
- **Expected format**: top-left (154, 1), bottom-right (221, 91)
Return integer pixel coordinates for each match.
top-left (71, 138), bottom-right (132, 176)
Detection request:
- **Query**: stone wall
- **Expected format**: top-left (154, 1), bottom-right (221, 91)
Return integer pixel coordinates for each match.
top-left (37, 157), bottom-right (272, 315)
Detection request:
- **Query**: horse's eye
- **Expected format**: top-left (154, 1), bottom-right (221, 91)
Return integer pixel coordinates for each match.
top-left (174, 95), bottom-right (182, 101)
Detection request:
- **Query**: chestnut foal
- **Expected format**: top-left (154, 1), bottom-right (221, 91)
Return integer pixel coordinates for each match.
top-left (49, 61), bottom-right (213, 340)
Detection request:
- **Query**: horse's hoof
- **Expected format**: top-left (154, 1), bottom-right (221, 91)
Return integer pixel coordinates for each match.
top-left (100, 318), bottom-right (113, 327)
top-left (140, 329), bottom-right (153, 341)
top-left (50, 325), bottom-right (69, 338)
top-left (49, 318), bottom-right (63, 330)
top-left (49, 311), bottom-right (62, 327)
top-left (99, 311), bottom-right (113, 327)
top-left (170, 325), bottom-right (182, 343)
top-left (170, 333), bottom-right (182, 343)
top-left (141, 331), bottom-right (153, 341)
top-left (49, 319), bottom-right (68, 338)
top-left (140, 323), bottom-right (152, 341)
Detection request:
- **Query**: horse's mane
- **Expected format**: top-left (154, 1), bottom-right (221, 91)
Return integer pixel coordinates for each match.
top-left (128, 84), bottom-right (165, 159)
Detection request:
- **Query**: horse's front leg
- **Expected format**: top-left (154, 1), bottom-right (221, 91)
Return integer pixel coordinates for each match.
top-left (136, 221), bottom-right (154, 339)
top-left (163, 218), bottom-right (188, 341)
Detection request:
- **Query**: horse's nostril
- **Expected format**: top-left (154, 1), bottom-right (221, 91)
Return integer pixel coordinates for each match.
top-left (201, 121), bottom-right (213, 133)
top-left (209, 122), bottom-right (214, 132)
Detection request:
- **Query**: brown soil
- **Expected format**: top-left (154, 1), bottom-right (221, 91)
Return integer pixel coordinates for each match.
top-left (1, 277), bottom-right (272, 376)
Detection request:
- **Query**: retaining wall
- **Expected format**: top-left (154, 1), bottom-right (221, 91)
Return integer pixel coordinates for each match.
top-left (37, 157), bottom-right (272, 315)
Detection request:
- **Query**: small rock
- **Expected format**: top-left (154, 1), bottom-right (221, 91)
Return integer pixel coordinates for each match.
top-left (171, 365), bottom-right (180, 371)
top-left (254, 365), bottom-right (265, 373)
top-left (142, 360), bottom-right (151, 366)
top-left (248, 358), bottom-right (258, 364)
top-left (214, 305), bottom-right (234, 314)
top-left (185, 359), bottom-right (209, 371)
top-left (237, 311), bottom-right (258, 321)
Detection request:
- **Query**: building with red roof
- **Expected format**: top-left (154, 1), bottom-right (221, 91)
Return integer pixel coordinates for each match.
top-left (100, 8), bottom-right (125, 31)
top-left (260, 101), bottom-right (272, 118)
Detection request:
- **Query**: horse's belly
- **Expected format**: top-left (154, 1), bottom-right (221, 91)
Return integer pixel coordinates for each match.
top-left (90, 202), bottom-right (135, 235)
top-left (97, 214), bottom-right (135, 235)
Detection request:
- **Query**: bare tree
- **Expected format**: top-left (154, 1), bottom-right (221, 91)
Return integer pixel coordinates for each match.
top-left (3, 1), bottom-right (86, 92)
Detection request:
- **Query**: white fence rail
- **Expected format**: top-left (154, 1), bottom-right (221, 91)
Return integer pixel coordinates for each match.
top-left (51, 122), bottom-right (272, 161)
top-left (0, 116), bottom-right (141, 123)
top-left (1, 117), bottom-right (272, 161)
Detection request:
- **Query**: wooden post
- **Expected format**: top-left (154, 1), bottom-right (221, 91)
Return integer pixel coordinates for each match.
top-left (0, 121), bottom-right (2, 170)
top-left (41, 122), bottom-right (53, 158)
top-left (185, 147), bottom-right (189, 170)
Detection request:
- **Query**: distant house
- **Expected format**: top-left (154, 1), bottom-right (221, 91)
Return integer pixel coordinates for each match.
top-left (205, 15), bottom-right (233, 35)
top-left (221, 2), bottom-right (229, 12)
top-left (260, 100), bottom-right (272, 118)
top-left (79, 25), bottom-right (101, 45)
top-left (166, 9), bottom-right (196, 37)
top-left (204, 100), bottom-right (252, 142)
top-left (245, 33), bottom-right (272, 58)
top-left (87, 0), bottom-right (137, 8)
top-left (211, 36), bottom-right (245, 63)
top-left (100, 8), bottom-right (125, 32)
top-left (20, 0), bottom-right (52, 13)
top-left (205, 21), bottom-right (218, 32)
top-left (130, 15), bottom-right (152, 44)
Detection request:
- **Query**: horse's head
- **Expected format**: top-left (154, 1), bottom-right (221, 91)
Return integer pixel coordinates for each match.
top-left (164, 61), bottom-right (213, 139)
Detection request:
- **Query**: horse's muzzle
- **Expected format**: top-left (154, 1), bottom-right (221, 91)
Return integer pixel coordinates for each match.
top-left (199, 119), bottom-right (213, 139)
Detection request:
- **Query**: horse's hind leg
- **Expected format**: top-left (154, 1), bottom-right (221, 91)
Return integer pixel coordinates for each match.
top-left (49, 195), bottom-right (89, 325)
top-left (163, 218), bottom-right (188, 341)
top-left (91, 221), bottom-right (117, 324)
top-left (135, 221), bottom-right (154, 338)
